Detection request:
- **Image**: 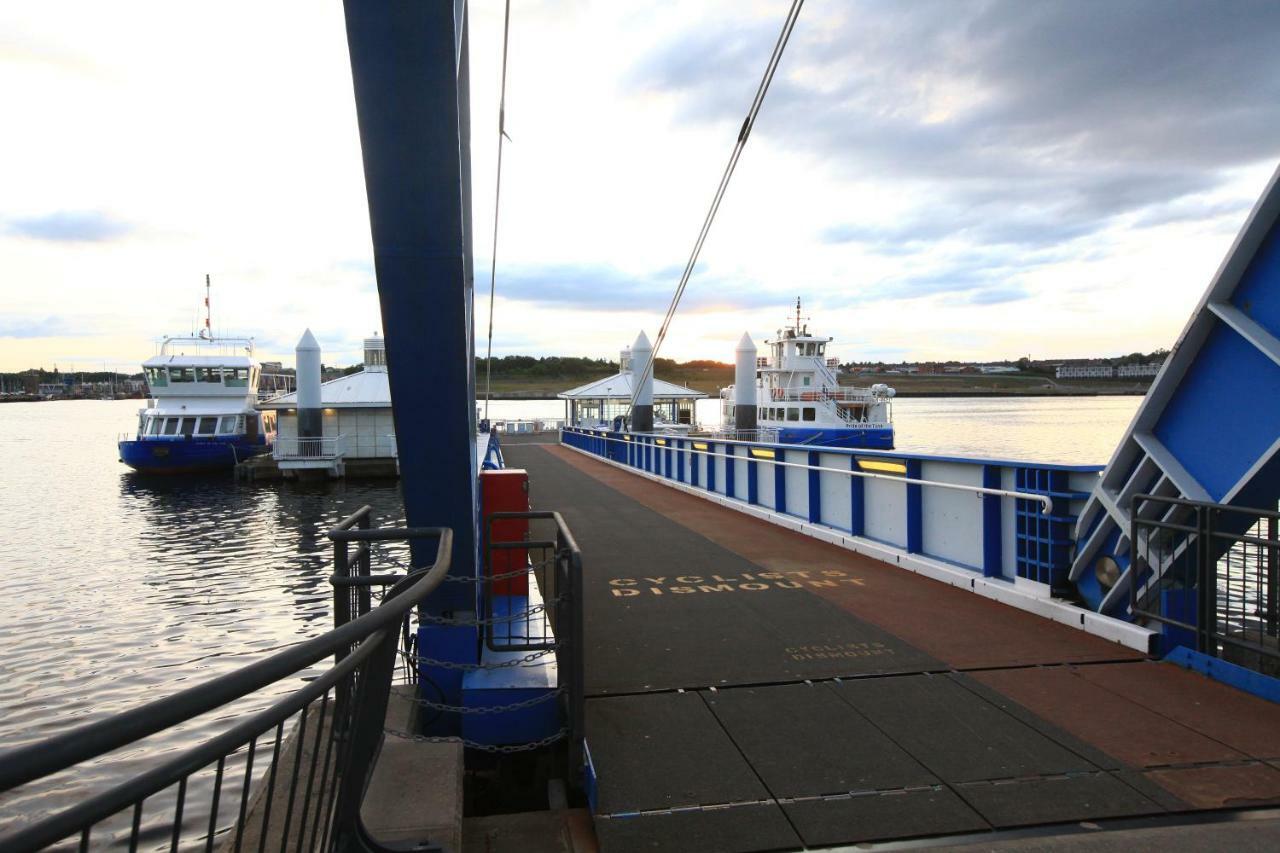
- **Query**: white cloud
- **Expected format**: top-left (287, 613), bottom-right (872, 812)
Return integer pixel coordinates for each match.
top-left (1, 1), bottom-right (1276, 373)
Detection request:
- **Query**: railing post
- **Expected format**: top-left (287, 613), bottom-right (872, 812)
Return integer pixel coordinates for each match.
top-left (1268, 515), bottom-right (1278, 638)
top-left (357, 510), bottom-right (372, 618)
top-left (1196, 504), bottom-right (1214, 656)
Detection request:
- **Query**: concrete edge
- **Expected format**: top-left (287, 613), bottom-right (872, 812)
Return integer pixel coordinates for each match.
top-left (559, 442), bottom-right (1156, 654)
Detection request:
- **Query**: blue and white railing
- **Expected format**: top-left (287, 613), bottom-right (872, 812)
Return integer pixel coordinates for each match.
top-left (561, 426), bottom-right (1154, 651)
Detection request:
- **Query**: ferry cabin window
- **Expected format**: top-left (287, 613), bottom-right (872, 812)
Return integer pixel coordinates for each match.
top-left (803, 407), bottom-right (816, 421)
top-left (162, 418), bottom-right (179, 435)
top-left (803, 376), bottom-right (811, 386)
top-left (180, 417), bottom-right (196, 436)
top-left (172, 367), bottom-right (196, 383)
top-left (147, 417), bottom-right (161, 435)
top-left (146, 367), bottom-right (168, 386)
top-left (218, 416), bottom-right (237, 434)
top-left (786, 408), bottom-right (799, 421)
top-left (226, 368), bottom-right (250, 387)
top-left (197, 416), bottom-right (218, 435)
top-left (195, 367), bottom-right (221, 383)
top-left (817, 344), bottom-right (825, 356)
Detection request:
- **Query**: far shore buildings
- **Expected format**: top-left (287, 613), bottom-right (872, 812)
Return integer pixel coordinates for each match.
top-left (1056, 360), bottom-right (1164, 379)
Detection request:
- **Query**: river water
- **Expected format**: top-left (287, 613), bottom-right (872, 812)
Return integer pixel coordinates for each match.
top-left (0, 395), bottom-right (1141, 844)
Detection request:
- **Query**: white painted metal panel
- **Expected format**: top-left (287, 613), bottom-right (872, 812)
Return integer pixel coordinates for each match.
top-left (733, 450), bottom-right (749, 502)
top-left (920, 461), bottom-right (984, 569)
top-left (818, 452), bottom-right (851, 531)
top-left (783, 450), bottom-right (809, 519)
top-left (864, 478), bottom-right (906, 547)
top-left (756, 457), bottom-right (776, 510)
top-left (1002, 468), bottom-right (1019, 580)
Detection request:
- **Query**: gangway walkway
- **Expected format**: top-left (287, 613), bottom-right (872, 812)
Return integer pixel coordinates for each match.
top-left (502, 438), bottom-right (1280, 852)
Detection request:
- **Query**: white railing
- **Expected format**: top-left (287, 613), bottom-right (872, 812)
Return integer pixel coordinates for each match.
top-left (719, 386), bottom-right (882, 403)
top-left (257, 373), bottom-right (296, 402)
top-left (273, 434), bottom-right (346, 461)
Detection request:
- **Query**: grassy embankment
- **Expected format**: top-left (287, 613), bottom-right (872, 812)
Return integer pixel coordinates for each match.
top-left (486, 365), bottom-right (1151, 398)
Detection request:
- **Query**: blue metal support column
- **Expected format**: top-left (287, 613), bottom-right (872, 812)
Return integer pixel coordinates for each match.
top-left (906, 459), bottom-right (923, 553)
top-left (982, 465), bottom-right (1002, 576)
top-left (849, 456), bottom-right (865, 536)
top-left (343, 1), bottom-right (477, 607)
top-left (808, 451), bottom-right (822, 524)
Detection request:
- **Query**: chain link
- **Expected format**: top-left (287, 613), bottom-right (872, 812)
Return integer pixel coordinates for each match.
top-left (413, 687), bottom-right (565, 715)
top-left (406, 647), bottom-right (558, 671)
top-left (386, 727), bottom-right (568, 754)
top-left (417, 599), bottom-right (563, 627)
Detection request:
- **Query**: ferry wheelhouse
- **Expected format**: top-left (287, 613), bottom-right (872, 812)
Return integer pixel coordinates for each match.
top-left (721, 300), bottom-right (896, 448)
top-left (118, 336), bottom-right (278, 473)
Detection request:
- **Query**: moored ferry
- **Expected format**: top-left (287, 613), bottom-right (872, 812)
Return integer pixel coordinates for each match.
top-left (720, 299), bottom-right (896, 448)
top-left (117, 335), bottom-right (278, 474)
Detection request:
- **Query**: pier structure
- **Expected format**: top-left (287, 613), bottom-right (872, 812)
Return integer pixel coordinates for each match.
top-left (1071, 164), bottom-right (1280, 620)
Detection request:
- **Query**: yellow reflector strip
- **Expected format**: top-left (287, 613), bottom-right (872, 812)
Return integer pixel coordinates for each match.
top-left (655, 438), bottom-right (667, 445)
top-left (692, 442), bottom-right (708, 451)
top-left (857, 458), bottom-right (907, 474)
top-left (750, 448), bottom-right (775, 459)
top-left (624, 435), bottom-right (631, 441)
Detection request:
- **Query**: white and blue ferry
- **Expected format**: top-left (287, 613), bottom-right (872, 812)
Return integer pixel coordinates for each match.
top-left (118, 335), bottom-right (278, 474)
top-left (720, 300), bottom-right (896, 449)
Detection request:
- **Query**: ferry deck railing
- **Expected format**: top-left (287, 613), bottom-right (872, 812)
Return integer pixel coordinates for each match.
top-left (719, 386), bottom-right (887, 403)
top-left (1130, 494), bottom-right (1280, 668)
top-left (0, 525), bottom-right (452, 853)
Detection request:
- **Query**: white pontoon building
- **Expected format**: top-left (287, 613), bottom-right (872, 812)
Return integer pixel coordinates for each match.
top-left (558, 344), bottom-right (706, 431)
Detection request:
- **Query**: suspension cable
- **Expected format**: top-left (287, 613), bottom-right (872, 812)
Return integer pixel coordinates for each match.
top-left (629, 0), bottom-right (804, 417)
top-left (483, 0), bottom-right (513, 422)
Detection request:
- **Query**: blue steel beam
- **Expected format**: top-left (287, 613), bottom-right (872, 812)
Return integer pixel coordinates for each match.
top-left (343, 0), bottom-right (477, 606)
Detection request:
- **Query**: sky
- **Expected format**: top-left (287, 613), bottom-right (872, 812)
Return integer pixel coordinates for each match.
top-left (2, 1), bottom-right (1279, 373)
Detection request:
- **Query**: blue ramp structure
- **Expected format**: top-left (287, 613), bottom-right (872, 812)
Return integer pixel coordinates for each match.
top-left (1072, 164), bottom-right (1280, 617)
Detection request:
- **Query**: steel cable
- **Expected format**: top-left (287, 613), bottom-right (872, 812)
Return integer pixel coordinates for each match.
top-left (630, 0), bottom-right (805, 416)
top-left (483, 0), bottom-right (513, 422)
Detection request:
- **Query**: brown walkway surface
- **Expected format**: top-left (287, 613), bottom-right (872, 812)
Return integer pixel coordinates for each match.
top-left (503, 441), bottom-right (1280, 852)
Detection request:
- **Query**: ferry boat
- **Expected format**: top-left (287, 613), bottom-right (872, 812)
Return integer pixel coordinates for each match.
top-left (117, 335), bottom-right (277, 474)
top-left (720, 299), bottom-right (896, 448)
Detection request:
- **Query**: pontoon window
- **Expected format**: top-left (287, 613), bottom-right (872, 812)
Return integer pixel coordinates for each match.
top-left (786, 408), bottom-right (799, 422)
top-left (179, 418), bottom-right (195, 436)
top-left (217, 416), bottom-right (237, 434)
top-left (195, 367), bottom-right (221, 383)
top-left (197, 416), bottom-right (218, 435)
top-left (803, 407), bottom-right (816, 422)
top-left (162, 418), bottom-right (179, 435)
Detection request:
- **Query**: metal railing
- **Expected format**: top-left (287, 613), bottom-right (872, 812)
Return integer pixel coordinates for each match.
top-left (0, 526), bottom-right (452, 853)
top-left (567, 427), bottom-right (1055, 513)
top-left (274, 435), bottom-right (347, 462)
top-left (0, 522), bottom-right (455, 845)
top-left (482, 511), bottom-right (584, 775)
top-left (258, 374), bottom-right (297, 402)
top-left (720, 386), bottom-right (885, 403)
top-left (1131, 494), bottom-right (1280, 669)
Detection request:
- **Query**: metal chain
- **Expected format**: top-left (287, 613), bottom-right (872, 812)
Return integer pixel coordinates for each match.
top-left (368, 542), bottom-right (557, 583)
top-left (406, 647), bottom-right (558, 671)
top-left (385, 727), bottom-right (568, 754)
top-left (417, 599), bottom-right (562, 627)
top-left (413, 687), bottom-right (565, 715)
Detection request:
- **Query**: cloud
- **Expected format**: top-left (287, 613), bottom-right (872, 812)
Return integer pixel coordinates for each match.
top-left (631, 1), bottom-right (1280, 254)
top-left (489, 262), bottom-right (786, 313)
top-left (4, 210), bottom-right (133, 242)
top-left (0, 315), bottom-right (81, 339)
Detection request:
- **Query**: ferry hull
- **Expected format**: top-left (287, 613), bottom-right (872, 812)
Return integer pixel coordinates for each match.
top-left (776, 426), bottom-right (894, 449)
top-left (118, 438), bottom-right (267, 474)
